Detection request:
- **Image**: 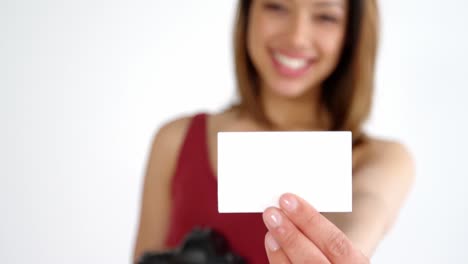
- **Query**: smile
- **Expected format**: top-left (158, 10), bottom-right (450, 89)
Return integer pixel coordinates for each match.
top-left (271, 51), bottom-right (315, 78)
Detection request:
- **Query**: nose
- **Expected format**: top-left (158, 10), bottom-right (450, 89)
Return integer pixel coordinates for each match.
top-left (286, 13), bottom-right (312, 49)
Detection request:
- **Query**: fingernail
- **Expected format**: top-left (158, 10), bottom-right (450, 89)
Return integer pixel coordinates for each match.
top-left (280, 194), bottom-right (298, 213)
top-left (265, 209), bottom-right (282, 228)
top-left (265, 232), bottom-right (280, 251)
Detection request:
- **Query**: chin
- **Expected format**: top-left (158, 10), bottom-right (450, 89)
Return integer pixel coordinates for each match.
top-left (267, 80), bottom-right (317, 99)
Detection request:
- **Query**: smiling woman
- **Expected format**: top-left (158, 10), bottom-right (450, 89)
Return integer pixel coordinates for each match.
top-left (235, 0), bottom-right (377, 136)
top-left (133, 0), bottom-right (414, 263)
top-left (246, 0), bottom-right (348, 97)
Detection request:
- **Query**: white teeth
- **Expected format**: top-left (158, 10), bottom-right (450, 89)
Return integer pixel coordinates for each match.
top-left (273, 52), bottom-right (308, 70)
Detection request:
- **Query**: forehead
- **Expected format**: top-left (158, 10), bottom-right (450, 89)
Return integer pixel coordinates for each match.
top-left (289, 0), bottom-right (347, 9)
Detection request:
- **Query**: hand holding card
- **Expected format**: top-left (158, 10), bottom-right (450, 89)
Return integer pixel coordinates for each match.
top-left (263, 193), bottom-right (369, 263)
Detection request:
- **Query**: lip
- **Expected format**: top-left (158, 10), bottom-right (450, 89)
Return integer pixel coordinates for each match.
top-left (270, 50), bottom-right (316, 78)
top-left (274, 49), bottom-right (314, 59)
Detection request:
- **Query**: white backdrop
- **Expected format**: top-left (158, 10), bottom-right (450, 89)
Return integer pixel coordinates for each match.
top-left (1, 0), bottom-right (467, 263)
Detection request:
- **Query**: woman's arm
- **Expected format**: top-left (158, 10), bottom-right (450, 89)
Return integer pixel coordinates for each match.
top-left (262, 140), bottom-right (415, 263)
top-left (327, 140), bottom-right (415, 256)
top-left (132, 117), bottom-right (191, 263)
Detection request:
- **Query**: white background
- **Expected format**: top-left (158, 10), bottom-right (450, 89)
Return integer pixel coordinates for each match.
top-left (1, 0), bottom-right (467, 263)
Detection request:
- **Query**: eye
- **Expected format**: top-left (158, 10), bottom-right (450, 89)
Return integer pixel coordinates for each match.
top-left (315, 14), bottom-right (339, 24)
top-left (263, 2), bottom-right (288, 13)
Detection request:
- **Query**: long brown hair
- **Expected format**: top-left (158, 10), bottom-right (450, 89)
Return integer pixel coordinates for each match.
top-left (232, 0), bottom-right (379, 144)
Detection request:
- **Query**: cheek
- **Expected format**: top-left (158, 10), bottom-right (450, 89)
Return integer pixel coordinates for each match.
top-left (248, 18), bottom-right (263, 55)
top-left (258, 15), bottom-right (285, 39)
top-left (318, 29), bottom-right (346, 59)
top-left (249, 15), bottom-right (284, 53)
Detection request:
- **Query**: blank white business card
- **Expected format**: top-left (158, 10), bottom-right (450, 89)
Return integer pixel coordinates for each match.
top-left (217, 131), bottom-right (352, 213)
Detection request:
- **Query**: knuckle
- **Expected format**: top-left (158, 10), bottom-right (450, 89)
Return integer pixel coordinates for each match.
top-left (280, 228), bottom-right (300, 249)
top-left (327, 231), bottom-right (351, 258)
top-left (303, 209), bottom-right (321, 227)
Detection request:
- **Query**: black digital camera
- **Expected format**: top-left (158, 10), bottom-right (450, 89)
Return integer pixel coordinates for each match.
top-left (137, 228), bottom-right (246, 264)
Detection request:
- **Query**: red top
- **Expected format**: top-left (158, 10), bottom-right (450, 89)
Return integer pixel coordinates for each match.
top-left (164, 113), bottom-right (268, 263)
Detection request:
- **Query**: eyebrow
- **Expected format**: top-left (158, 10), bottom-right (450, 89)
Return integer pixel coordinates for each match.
top-left (312, 0), bottom-right (345, 9)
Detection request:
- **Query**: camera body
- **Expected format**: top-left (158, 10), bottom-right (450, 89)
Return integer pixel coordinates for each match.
top-left (138, 228), bottom-right (246, 264)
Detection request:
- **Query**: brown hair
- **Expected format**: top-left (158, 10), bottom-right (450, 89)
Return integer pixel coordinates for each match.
top-left (232, 0), bottom-right (379, 144)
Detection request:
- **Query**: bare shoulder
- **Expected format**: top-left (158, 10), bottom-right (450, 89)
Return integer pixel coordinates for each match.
top-left (356, 137), bottom-right (415, 173)
top-left (145, 114), bottom-right (194, 185)
top-left (133, 114), bottom-right (194, 262)
top-left (352, 136), bottom-right (415, 202)
top-left (155, 115), bottom-right (193, 142)
top-left (151, 115), bottom-right (193, 155)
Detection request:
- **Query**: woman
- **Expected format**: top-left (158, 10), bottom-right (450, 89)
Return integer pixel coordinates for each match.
top-left (133, 0), bottom-right (414, 263)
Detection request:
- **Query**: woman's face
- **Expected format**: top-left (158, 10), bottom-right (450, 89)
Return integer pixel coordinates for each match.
top-left (247, 0), bottom-right (348, 98)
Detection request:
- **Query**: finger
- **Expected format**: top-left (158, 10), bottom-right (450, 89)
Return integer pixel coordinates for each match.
top-left (279, 193), bottom-right (366, 263)
top-left (263, 207), bottom-right (330, 264)
top-left (264, 232), bottom-right (291, 264)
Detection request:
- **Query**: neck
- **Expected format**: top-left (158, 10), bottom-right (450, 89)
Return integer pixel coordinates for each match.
top-left (260, 86), bottom-right (330, 131)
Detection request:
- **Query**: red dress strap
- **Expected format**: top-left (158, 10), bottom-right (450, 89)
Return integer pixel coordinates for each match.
top-left (165, 113), bottom-right (268, 263)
